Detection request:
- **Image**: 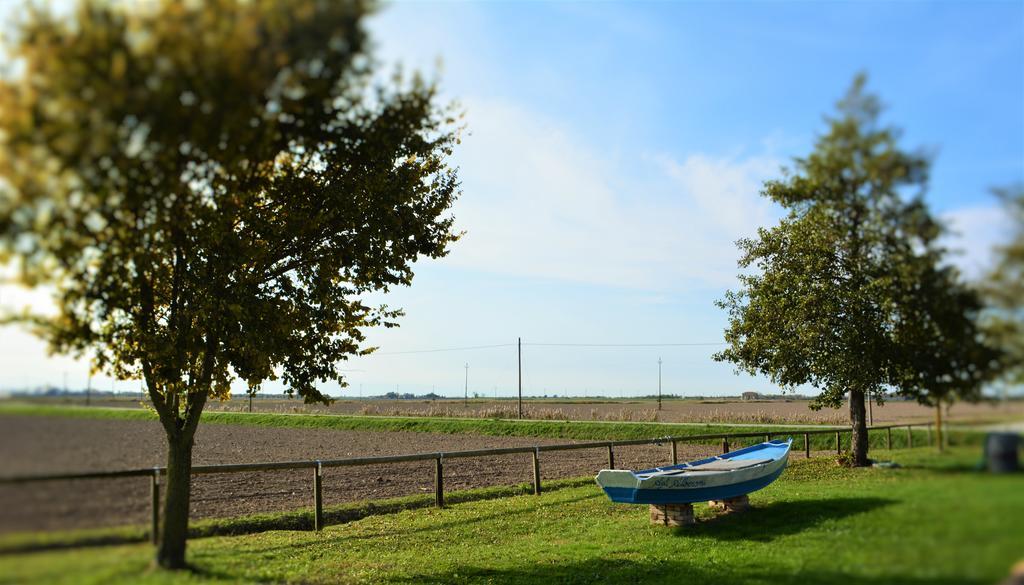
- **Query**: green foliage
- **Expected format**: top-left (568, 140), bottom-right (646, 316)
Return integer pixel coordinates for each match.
top-left (715, 75), bottom-right (1000, 418)
top-left (2, 448), bottom-right (1021, 585)
top-left (979, 185), bottom-right (1024, 389)
top-left (0, 0), bottom-right (459, 428)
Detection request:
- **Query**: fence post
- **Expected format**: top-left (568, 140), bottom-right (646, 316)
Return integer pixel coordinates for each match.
top-left (313, 461), bottom-right (323, 531)
top-left (722, 438), bottom-right (730, 454)
top-left (532, 448), bottom-right (541, 495)
top-left (607, 444), bottom-right (615, 469)
top-left (886, 427), bottom-right (892, 450)
top-left (804, 433), bottom-right (810, 458)
top-left (835, 431), bottom-right (841, 454)
top-left (434, 455), bottom-right (444, 508)
top-left (765, 433), bottom-right (771, 443)
top-left (150, 469), bottom-right (160, 545)
top-left (907, 426), bottom-right (913, 448)
top-left (670, 440), bottom-right (678, 465)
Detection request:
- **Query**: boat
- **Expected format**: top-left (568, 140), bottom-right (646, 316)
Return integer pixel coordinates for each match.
top-left (595, 438), bottom-right (792, 505)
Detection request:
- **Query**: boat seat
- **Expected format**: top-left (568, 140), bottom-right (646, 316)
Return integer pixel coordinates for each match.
top-left (638, 458), bottom-right (772, 478)
top-left (687, 458), bottom-right (771, 471)
top-left (640, 468), bottom-right (714, 477)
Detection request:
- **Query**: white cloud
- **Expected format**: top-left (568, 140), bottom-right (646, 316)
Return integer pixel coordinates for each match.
top-left (659, 153), bottom-right (779, 236)
top-left (656, 152), bottom-right (783, 285)
top-left (444, 96), bottom-right (783, 290)
top-left (942, 204), bottom-right (1014, 280)
top-left (371, 3), bottom-right (786, 290)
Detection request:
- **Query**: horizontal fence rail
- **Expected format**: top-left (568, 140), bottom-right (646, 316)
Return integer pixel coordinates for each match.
top-left (0, 422), bottom-right (937, 542)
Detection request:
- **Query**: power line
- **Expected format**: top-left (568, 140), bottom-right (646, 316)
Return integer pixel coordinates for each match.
top-left (371, 343), bottom-right (515, 356)
top-left (364, 340), bottom-right (726, 356)
top-left (523, 342), bottom-right (726, 347)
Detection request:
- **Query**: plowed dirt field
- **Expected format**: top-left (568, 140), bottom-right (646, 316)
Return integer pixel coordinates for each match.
top-left (0, 415), bottom-right (733, 533)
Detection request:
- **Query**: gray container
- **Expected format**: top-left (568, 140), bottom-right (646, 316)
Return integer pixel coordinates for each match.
top-left (985, 432), bottom-right (1020, 473)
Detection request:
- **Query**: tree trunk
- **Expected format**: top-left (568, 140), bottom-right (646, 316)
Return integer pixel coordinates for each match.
top-left (935, 403), bottom-right (944, 453)
top-left (156, 432), bottom-right (194, 569)
top-left (849, 387), bottom-right (870, 466)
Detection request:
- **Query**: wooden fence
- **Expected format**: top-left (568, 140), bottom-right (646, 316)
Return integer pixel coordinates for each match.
top-left (0, 423), bottom-right (936, 543)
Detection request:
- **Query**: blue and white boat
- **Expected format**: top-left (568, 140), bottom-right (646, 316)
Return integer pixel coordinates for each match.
top-left (595, 438), bottom-right (792, 505)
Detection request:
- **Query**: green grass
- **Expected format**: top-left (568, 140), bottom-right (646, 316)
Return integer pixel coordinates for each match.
top-left (2, 447), bottom-right (1021, 584)
top-left (0, 401), bottom-right (948, 449)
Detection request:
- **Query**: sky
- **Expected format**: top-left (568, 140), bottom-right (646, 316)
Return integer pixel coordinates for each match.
top-left (0, 1), bottom-right (1022, 399)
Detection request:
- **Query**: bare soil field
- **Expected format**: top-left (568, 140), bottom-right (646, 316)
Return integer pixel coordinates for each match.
top-left (0, 415), bottom-right (735, 535)
top-left (165, 396), bottom-right (1023, 425)
top-left (34, 395), bottom-right (1024, 425)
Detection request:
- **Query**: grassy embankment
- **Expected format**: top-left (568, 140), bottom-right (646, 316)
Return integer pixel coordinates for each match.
top-left (0, 476), bottom-right (595, 555)
top-left (0, 402), bottom-right (952, 450)
top-left (1, 447), bottom-right (1020, 584)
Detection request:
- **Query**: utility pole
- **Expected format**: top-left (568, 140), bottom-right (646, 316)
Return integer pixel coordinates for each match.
top-left (464, 363), bottom-right (469, 407)
top-left (62, 371), bottom-right (67, 395)
top-left (85, 372), bottom-right (91, 407)
top-left (657, 357), bottom-right (663, 411)
top-left (517, 337), bottom-right (523, 419)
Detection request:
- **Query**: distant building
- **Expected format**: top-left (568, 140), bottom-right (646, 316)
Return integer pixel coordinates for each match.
top-left (741, 391), bottom-right (761, 401)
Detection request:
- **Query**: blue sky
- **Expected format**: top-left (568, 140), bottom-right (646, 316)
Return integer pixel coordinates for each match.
top-left (0, 1), bottom-right (1022, 399)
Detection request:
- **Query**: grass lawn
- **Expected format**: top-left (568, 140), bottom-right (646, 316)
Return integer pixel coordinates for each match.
top-left (2, 447), bottom-right (1020, 584)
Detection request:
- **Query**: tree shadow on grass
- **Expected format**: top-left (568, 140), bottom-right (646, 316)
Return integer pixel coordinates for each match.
top-left (889, 460), bottom-right (1016, 475)
top-left (684, 496), bottom-right (895, 542)
top-left (389, 557), bottom-right (988, 585)
top-left (187, 564), bottom-right (282, 584)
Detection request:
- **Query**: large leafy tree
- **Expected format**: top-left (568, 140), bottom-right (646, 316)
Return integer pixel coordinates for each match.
top-left (979, 185), bottom-right (1024, 392)
top-left (0, 0), bottom-right (460, 569)
top-left (715, 76), bottom-right (1000, 466)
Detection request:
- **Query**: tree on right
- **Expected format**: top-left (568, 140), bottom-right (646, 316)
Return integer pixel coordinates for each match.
top-left (715, 75), bottom-right (1003, 466)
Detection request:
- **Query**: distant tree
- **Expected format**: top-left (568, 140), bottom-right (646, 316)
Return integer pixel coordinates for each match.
top-left (886, 233), bottom-right (1003, 450)
top-left (715, 75), bottom-right (1001, 466)
top-left (0, 0), bottom-right (460, 569)
top-left (979, 185), bottom-right (1024, 393)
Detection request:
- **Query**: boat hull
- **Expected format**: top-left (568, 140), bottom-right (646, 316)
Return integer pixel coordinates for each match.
top-left (600, 461), bottom-right (786, 504)
top-left (595, 439), bottom-right (792, 505)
